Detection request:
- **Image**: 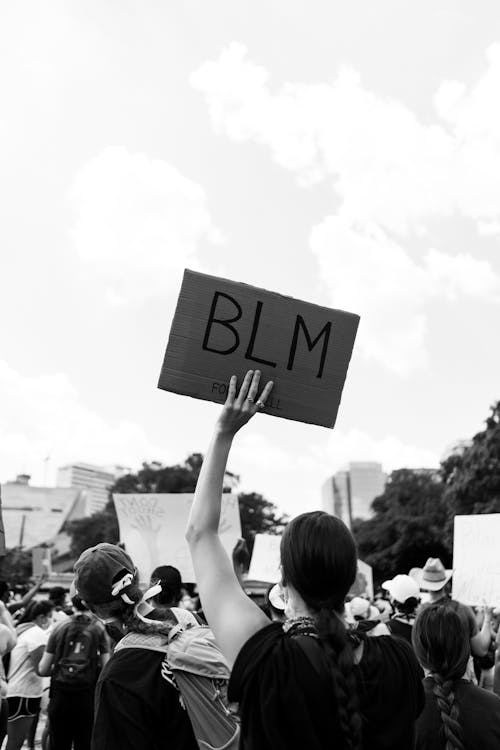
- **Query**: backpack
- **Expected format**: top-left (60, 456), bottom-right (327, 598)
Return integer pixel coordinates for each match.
top-left (52, 617), bottom-right (100, 690)
top-left (115, 611), bottom-right (240, 750)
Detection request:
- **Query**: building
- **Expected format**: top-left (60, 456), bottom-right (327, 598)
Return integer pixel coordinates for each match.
top-left (57, 462), bottom-right (128, 515)
top-left (322, 462), bottom-right (386, 528)
top-left (1, 474), bottom-right (87, 551)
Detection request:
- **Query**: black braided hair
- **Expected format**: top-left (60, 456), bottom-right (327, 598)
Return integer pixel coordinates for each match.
top-left (432, 676), bottom-right (466, 750)
top-left (281, 511), bottom-right (362, 750)
top-left (413, 603), bottom-right (469, 750)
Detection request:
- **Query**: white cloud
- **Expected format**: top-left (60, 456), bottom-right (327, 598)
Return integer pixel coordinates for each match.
top-left (0, 361), bottom-right (165, 486)
top-left (310, 217), bottom-right (500, 374)
top-left (192, 42), bottom-right (500, 234)
top-left (228, 425), bottom-right (439, 518)
top-left (69, 146), bottom-right (222, 304)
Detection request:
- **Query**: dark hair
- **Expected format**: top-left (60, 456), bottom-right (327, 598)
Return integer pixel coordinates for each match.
top-left (71, 595), bottom-right (89, 613)
top-left (0, 581), bottom-right (10, 599)
top-left (49, 586), bottom-right (67, 605)
top-left (17, 600), bottom-right (54, 624)
top-left (412, 604), bottom-right (469, 750)
top-left (232, 539), bottom-right (250, 572)
top-left (150, 565), bottom-right (182, 607)
top-left (281, 511), bottom-right (361, 750)
top-left (394, 596), bottom-right (419, 616)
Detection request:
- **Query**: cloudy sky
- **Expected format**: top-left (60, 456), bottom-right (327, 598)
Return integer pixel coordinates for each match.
top-left (1, 1), bottom-right (499, 518)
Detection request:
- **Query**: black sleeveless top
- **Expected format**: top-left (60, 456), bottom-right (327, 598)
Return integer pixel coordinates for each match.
top-left (228, 622), bottom-right (424, 750)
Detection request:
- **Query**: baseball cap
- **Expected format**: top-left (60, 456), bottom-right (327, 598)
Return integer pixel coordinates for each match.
top-left (73, 543), bottom-right (138, 606)
top-left (382, 574), bottom-right (419, 604)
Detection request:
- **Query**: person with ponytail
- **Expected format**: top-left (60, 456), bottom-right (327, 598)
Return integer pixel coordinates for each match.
top-left (413, 603), bottom-right (500, 749)
top-left (72, 543), bottom-right (198, 750)
top-left (187, 370), bottom-right (425, 750)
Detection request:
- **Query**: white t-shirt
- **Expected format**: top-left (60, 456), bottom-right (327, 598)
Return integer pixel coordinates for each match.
top-left (7, 625), bottom-right (49, 698)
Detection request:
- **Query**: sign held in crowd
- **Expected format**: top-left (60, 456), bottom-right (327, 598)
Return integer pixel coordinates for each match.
top-left (452, 513), bottom-right (500, 606)
top-left (248, 532), bottom-right (373, 600)
top-left (158, 269), bottom-right (360, 428)
top-left (112, 492), bottom-right (241, 583)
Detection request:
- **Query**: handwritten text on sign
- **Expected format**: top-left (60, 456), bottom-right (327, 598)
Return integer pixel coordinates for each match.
top-left (112, 493), bottom-right (241, 583)
top-left (453, 514), bottom-right (500, 606)
top-left (158, 270), bottom-right (360, 428)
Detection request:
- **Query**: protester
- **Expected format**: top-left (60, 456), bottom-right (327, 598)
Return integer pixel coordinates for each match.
top-left (148, 564), bottom-right (183, 619)
top-left (345, 597), bottom-right (389, 636)
top-left (5, 600), bottom-right (54, 750)
top-left (38, 594), bottom-right (110, 750)
top-left (413, 602), bottom-right (500, 748)
top-left (0, 600), bottom-right (17, 746)
top-left (72, 543), bottom-right (198, 750)
top-left (0, 577), bottom-right (46, 618)
top-left (186, 369), bottom-right (425, 750)
top-left (382, 574), bottom-right (420, 644)
top-left (414, 558), bottom-right (492, 657)
top-left (48, 587), bottom-right (71, 626)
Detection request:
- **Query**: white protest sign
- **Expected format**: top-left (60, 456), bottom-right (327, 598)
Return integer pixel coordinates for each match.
top-left (248, 533), bottom-right (373, 601)
top-left (453, 514), bottom-right (500, 606)
top-left (112, 493), bottom-right (241, 583)
top-left (248, 534), bottom-right (281, 583)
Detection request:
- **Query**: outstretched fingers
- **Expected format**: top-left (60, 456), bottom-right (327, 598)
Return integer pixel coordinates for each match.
top-left (255, 379), bottom-right (274, 409)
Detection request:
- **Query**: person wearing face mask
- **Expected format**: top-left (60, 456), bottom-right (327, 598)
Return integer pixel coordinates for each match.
top-left (72, 543), bottom-right (199, 750)
top-left (5, 600), bottom-right (54, 750)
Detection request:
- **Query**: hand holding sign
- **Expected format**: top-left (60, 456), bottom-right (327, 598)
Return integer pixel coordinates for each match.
top-left (216, 370), bottom-right (274, 438)
top-left (158, 270), bottom-right (359, 428)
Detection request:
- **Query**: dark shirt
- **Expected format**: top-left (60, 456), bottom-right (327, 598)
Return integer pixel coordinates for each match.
top-left (416, 677), bottom-right (500, 749)
top-left (387, 616), bottom-right (414, 644)
top-left (92, 648), bottom-right (198, 750)
top-left (228, 622), bottom-right (424, 750)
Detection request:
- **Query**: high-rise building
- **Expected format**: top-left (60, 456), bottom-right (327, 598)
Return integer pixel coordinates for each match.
top-left (57, 463), bottom-right (128, 515)
top-left (322, 462), bottom-right (386, 528)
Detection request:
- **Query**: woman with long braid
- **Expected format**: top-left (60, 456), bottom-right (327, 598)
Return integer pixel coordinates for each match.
top-left (413, 603), bottom-right (500, 749)
top-left (187, 370), bottom-right (424, 749)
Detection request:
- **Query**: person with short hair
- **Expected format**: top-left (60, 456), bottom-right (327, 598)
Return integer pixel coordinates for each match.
top-left (413, 603), bottom-right (500, 749)
top-left (186, 370), bottom-right (425, 750)
top-left (382, 574), bottom-right (420, 644)
top-left (38, 595), bottom-right (109, 750)
top-left (5, 601), bottom-right (54, 750)
top-left (73, 544), bottom-right (198, 750)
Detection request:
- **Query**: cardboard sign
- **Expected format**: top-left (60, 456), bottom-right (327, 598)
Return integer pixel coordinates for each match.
top-left (158, 270), bottom-right (359, 428)
top-left (248, 534), bottom-right (282, 583)
top-left (453, 514), bottom-right (500, 606)
top-left (248, 533), bottom-right (373, 602)
top-left (112, 493), bottom-right (241, 583)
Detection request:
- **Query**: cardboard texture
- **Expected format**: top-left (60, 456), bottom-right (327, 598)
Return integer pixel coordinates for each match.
top-left (452, 514), bottom-right (500, 606)
top-left (158, 270), bottom-right (360, 428)
top-left (112, 493), bottom-right (241, 583)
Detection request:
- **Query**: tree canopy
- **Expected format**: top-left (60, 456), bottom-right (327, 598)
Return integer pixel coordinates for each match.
top-left (66, 454), bottom-right (287, 559)
top-left (352, 468), bottom-right (450, 583)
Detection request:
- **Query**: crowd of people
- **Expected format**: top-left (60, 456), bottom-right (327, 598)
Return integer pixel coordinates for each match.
top-left (0, 369), bottom-right (499, 749)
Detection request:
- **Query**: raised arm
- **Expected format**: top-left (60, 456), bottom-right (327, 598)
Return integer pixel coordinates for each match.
top-left (186, 370), bottom-right (274, 667)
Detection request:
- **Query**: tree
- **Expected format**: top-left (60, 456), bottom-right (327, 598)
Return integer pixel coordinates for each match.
top-left (238, 492), bottom-right (289, 555)
top-left (66, 455), bottom-right (286, 558)
top-left (0, 548), bottom-right (33, 585)
top-left (66, 502), bottom-right (120, 558)
top-left (442, 401), bottom-right (500, 545)
top-left (352, 469), bottom-right (451, 584)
